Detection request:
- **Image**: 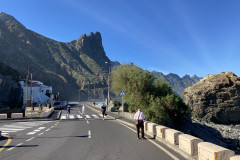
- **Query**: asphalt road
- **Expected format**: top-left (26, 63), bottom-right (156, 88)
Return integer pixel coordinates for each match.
top-left (0, 104), bottom-right (187, 160)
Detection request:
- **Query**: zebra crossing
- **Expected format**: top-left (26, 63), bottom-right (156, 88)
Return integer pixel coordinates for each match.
top-left (0, 121), bottom-right (51, 135)
top-left (61, 114), bottom-right (109, 120)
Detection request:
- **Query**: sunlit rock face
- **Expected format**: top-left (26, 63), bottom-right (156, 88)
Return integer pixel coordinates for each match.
top-left (182, 72), bottom-right (240, 124)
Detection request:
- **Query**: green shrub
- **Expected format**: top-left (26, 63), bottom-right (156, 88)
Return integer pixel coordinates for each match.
top-left (111, 63), bottom-right (190, 126)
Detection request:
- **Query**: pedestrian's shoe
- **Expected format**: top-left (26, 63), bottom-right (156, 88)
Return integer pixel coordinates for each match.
top-left (142, 137), bottom-right (146, 139)
top-left (137, 137), bottom-right (140, 139)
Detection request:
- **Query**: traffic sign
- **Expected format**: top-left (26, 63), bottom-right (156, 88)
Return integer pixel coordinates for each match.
top-left (120, 90), bottom-right (125, 96)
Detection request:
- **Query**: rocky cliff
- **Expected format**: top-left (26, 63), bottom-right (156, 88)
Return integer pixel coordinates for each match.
top-left (182, 72), bottom-right (240, 124)
top-left (0, 12), bottom-right (114, 100)
top-left (151, 71), bottom-right (201, 96)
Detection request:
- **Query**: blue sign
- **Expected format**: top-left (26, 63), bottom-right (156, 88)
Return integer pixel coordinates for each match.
top-left (120, 90), bottom-right (125, 96)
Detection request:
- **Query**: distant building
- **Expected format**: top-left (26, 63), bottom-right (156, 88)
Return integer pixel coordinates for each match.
top-left (20, 80), bottom-right (52, 105)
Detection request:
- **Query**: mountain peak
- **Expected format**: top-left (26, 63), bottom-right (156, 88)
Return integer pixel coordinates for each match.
top-left (0, 12), bottom-right (26, 30)
top-left (0, 12), bottom-right (17, 21)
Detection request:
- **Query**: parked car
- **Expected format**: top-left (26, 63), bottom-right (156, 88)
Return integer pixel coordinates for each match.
top-left (60, 101), bottom-right (68, 108)
top-left (53, 101), bottom-right (62, 110)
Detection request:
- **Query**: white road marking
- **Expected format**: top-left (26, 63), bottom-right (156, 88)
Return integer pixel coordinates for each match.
top-left (77, 115), bottom-right (83, 118)
top-left (38, 127), bottom-right (46, 130)
top-left (33, 129), bottom-right (40, 132)
top-left (70, 115), bottom-right (74, 119)
top-left (0, 128), bottom-right (24, 131)
top-left (2, 125), bottom-right (31, 129)
top-left (85, 115), bottom-right (91, 118)
top-left (61, 116), bottom-right (66, 119)
top-left (86, 120), bottom-right (89, 124)
top-left (27, 132), bottom-right (36, 135)
top-left (26, 137), bottom-right (35, 142)
top-left (38, 132), bottom-right (44, 136)
top-left (7, 143), bottom-right (23, 151)
top-left (1, 131), bottom-right (17, 133)
top-left (88, 130), bottom-right (91, 138)
top-left (92, 114), bottom-right (99, 118)
top-left (46, 129), bottom-right (50, 131)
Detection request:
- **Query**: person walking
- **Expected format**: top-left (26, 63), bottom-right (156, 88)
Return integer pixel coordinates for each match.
top-left (101, 103), bottom-right (106, 120)
top-left (67, 105), bottom-right (71, 119)
top-left (82, 104), bottom-right (85, 116)
top-left (134, 108), bottom-right (146, 139)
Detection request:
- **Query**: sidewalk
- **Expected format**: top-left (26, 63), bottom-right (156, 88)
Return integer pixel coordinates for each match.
top-left (0, 110), bottom-right (61, 123)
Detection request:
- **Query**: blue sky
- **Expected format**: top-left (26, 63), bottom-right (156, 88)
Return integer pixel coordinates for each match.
top-left (1, 0), bottom-right (240, 77)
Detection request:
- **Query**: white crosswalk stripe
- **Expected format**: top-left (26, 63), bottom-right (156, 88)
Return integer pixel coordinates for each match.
top-left (60, 114), bottom-right (111, 120)
top-left (92, 114), bottom-right (100, 118)
top-left (0, 121), bottom-right (51, 135)
top-left (85, 115), bottom-right (91, 119)
top-left (77, 115), bottom-right (83, 118)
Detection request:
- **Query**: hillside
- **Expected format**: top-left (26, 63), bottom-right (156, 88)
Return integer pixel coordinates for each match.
top-left (0, 12), bottom-right (112, 100)
top-left (151, 71), bottom-right (202, 96)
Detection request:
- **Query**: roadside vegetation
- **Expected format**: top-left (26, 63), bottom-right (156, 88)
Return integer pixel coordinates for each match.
top-left (111, 64), bottom-right (190, 125)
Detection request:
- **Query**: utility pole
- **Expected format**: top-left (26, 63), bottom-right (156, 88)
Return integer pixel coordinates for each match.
top-left (88, 82), bottom-right (90, 102)
top-left (94, 80), bottom-right (95, 102)
top-left (30, 73), bottom-right (33, 109)
top-left (25, 74), bottom-right (28, 106)
top-left (79, 89), bottom-right (81, 103)
top-left (105, 61), bottom-right (111, 105)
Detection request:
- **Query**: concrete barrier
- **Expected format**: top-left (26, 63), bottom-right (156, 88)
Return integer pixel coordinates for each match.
top-left (230, 156), bottom-right (240, 160)
top-left (34, 107), bottom-right (41, 111)
top-left (41, 108), bottom-right (54, 118)
top-left (179, 134), bottom-right (203, 156)
top-left (147, 122), bottom-right (157, 138)
top-left (144, 121), bottom-right (149, 131)
top-left (25, 112), bottom-right (38, 118)
top-left (25, 107), bottom-right (32, 110)
top-left (198, 142), bottom-right (235, 160)
top-left (0, 114), bottom-right (7, 119)
top-left (156, 125), bottom-right (168, 139)
top-left (165, 128), bottom-right (182, 145)
top-left (11, 113), bottom-right (23, 118)
top-left (42, 107), bottom-right (50, 111)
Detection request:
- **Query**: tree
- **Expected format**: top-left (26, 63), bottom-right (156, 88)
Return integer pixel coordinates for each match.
top-left (111, 63), bottom-right (190, 125)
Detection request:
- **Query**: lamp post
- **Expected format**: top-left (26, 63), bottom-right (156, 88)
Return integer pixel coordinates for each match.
top-left (88, 82), bottom-right (93, 103)
top-left (93, 80), bottom-right (95, 102)
top-left (79, 89), bottom-right (81, 103)
top-left (105, 61), bottom-right (111, 105)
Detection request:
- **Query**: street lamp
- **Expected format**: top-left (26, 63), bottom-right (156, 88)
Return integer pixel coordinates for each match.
top-left (79, 89), bottom-right (81, 103)
top-left (88, 82), bottom-right (93, 103)
top-left (105, 61), bottom-right (111, 105)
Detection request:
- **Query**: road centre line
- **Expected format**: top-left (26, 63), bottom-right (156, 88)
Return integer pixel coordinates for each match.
top-left (116, 120), bottom-right (180, 160)
top-left (38, 132), bottom-right (44, 136)
top-left (7, 143), bottom-right (23, 151)
top-left (26, 137), bottom-right (35, 142)
top-left (0, 135), bottom-right (12, 152)
top-left (46, 128), bottom-right (50, 131)
top-left (88, 130), bottom-right (91, 138)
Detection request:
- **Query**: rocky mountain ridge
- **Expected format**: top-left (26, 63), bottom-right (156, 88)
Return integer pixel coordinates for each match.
top-left (151, 71), bottom-right (202, 96)
top-left (0, 12), bottom-right (112, 100)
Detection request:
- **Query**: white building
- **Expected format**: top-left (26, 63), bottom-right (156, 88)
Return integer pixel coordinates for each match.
top-left (20, 80), bottom-right (52, 105)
